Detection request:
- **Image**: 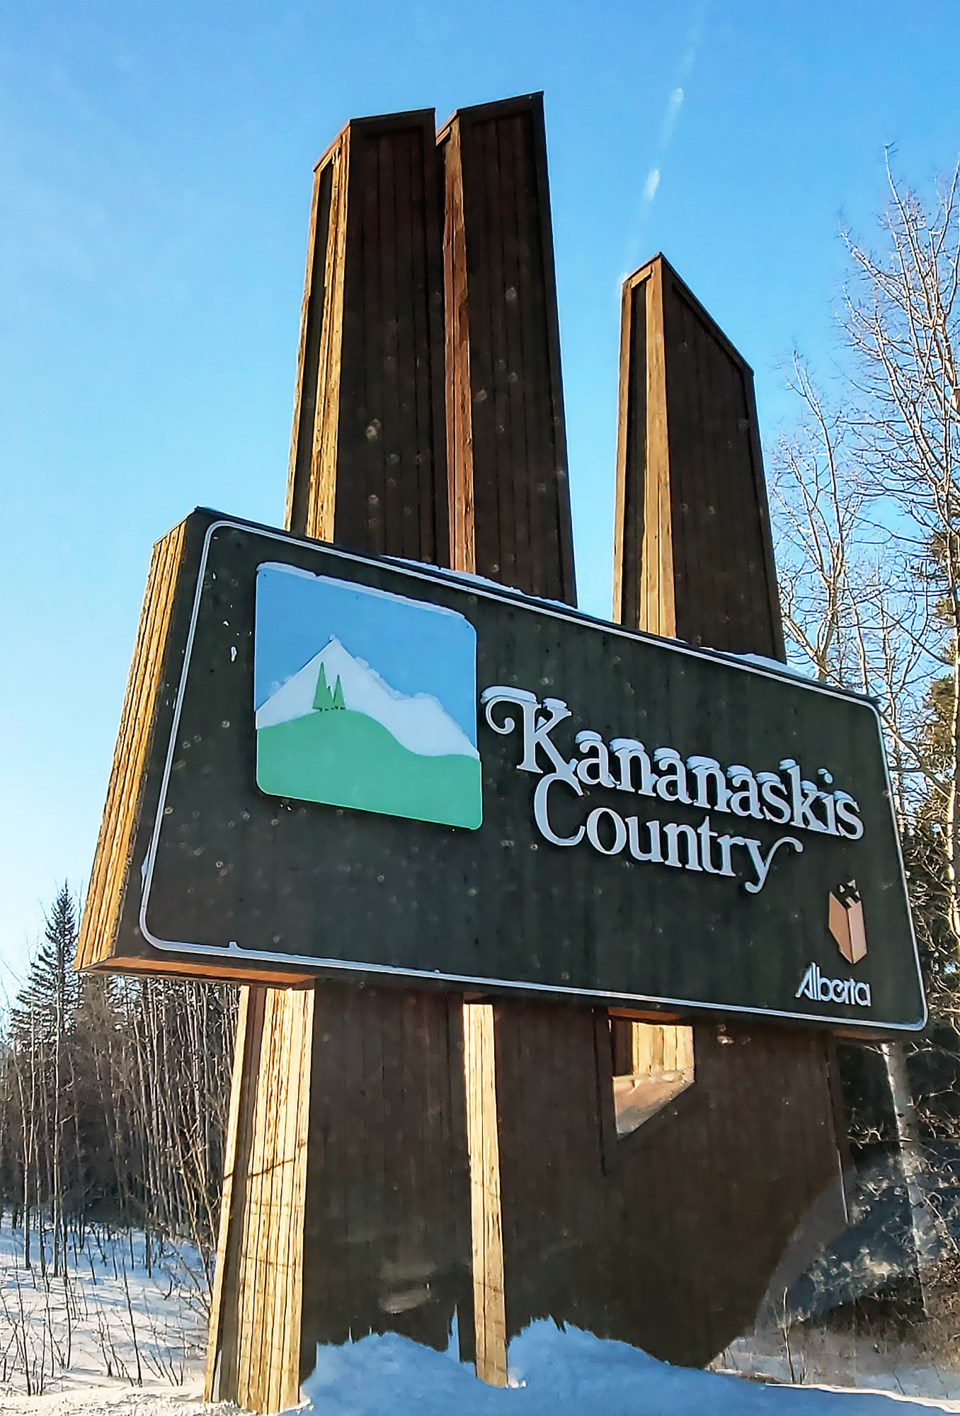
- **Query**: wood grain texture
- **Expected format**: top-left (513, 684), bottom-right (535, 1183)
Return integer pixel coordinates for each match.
top-left (614, 254), bottom-right (785, 658)
top-left (490, 1004), bottom-right (843, 1362)
top-left (77, 522), bottom-right (186, 972)
top-left (439, 94), bottom-right (575, 605)
top-left (438, 95), bottom-right (576, 1379)
top-left (441, 120), bottom-right (476, 575)
top-left (452, 245), bottom-right (845, 1370)
top-left (463, 1004), bottom-right (507, 1386)
top-left (297, 984), bottom-right (471, 1364)
top-left (285, 110), bottom-right (448, 565)
top-left (564, 249), bottom-right (845, 1362)
top-left (77, 514), bottom-right (316, 987)
top-left (206, 986), bottom-right (312, 1411)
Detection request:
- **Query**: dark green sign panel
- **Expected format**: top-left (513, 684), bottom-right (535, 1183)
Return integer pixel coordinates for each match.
top-left (130, 510), bottom-right (924, 1032)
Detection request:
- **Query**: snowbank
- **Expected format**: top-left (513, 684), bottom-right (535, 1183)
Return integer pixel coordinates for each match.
top-left (294, 1321), bottom-right (960, 1416)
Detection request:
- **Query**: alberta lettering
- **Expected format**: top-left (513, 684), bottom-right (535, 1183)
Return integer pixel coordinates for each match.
top-left (796, 963), bottom-right (871, 1008)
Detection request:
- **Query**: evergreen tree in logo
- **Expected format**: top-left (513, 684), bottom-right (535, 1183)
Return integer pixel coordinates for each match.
top-left (312, 663), bottom-right (346, 712)
top-left (312, 663), bottom-right (335, 712)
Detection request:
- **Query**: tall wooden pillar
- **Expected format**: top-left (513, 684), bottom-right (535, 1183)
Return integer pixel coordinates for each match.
top-left (438, 94), bottom-right (577, 1384)
top-left (207, 110), bottom-right (471, 1413)
top-left (284, 110), bottom-right (448, 561)
top-left (438, 93), bottom-right (575, 602)
top-left (454, 247), bottom-right (847, 1375)
top-left (600, 254), bottom-right (846, 1358)
top-left (612, 254), bottom-right (784, 657)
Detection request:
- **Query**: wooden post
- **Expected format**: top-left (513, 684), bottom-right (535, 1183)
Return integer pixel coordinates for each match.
top-left (612, 255), bottom-right (784, 657)
top-left (438, 94), bottom-right (575, 603)
top-left (511, 253), bottom-right (843, 1363)
top-left (605, 255), bottom-right (845, 1358)
top-left (445, 241), bottom-right (847, 1371)
top-left (284, 110), bottom-right (448, 561)
top-left (207, 110), bottom-right (470, 1412)
top-left (439, 94), bottom-right (577, 1382)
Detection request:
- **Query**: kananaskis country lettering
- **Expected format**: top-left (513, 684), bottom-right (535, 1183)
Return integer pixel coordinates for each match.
top-left (481, 686), bottom-right (864, 895)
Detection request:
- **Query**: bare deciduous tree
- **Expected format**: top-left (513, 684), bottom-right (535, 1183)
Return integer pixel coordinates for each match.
top-left (841, 156), bottom-right (960, 944)
top-left (770, 157), bottom-right (960, 1325)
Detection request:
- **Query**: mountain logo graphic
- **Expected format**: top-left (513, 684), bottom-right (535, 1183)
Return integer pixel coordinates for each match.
top-left (253, 563), bottom-right (482, 829)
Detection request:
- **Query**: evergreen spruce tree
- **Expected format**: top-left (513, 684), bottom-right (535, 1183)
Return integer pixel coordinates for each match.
top-left (10, 884), bottom-right (79, 1051)
top-left (0, 883), bottom-right (240, 1283)
top-left (8, 884), bottom-right (80, 1269)
top-left (332, 674), bottom-right (345, 710)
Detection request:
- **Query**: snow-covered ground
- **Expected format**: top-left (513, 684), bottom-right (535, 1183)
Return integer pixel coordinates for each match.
top-left (288, 1323), bottom-right (960, 1416)
top-left (5, 1324), bottom-right (960, 1416)
top-left (0, 1221), bottom-right (210, 1407)
top-left (714, 1324), bottom-right (960, 1405)
top-left (0, 1382), bottom-right (228, 1415)
top-left (3, 1219), bottom-right (960, 1415)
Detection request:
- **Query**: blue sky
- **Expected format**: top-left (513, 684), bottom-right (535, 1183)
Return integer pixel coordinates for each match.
top-left (0, 0), bottom-right (958, 982)
top-left (254, 565), bottom-right (477, 739)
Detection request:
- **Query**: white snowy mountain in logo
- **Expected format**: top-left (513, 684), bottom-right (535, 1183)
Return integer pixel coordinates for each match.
top-left (255, 636), bottom-right (478, 760)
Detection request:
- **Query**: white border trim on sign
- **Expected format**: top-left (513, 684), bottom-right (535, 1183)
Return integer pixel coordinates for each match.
top-left (138, 515), bottom-right (927, 1033)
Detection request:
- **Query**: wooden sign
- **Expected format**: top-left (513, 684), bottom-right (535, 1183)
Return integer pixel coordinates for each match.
top-left (80, 507), bottom-right (924, 1034)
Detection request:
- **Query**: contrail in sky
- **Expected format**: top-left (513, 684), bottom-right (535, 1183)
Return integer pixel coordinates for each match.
top-left (636, 0), bottom-right (711, 236)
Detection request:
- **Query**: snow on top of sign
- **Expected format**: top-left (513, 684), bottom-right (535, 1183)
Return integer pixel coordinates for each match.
top-left (384, 557), bottom-right (582, 613)
top-left (259, 559), bottom-right (471, 619)
top-left (255, 637), bottom-right (478, 759)
top-left (283, 554), bottom-right (858, 695)
top-left (262, 558), bottom-right (858, 696)
top-left (734, 652), bottom-right (819, 681)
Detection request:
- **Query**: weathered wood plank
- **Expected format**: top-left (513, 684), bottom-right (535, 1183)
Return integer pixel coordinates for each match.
top-left (285, 162), bottom-right (333, 538)
top-left (615, 254), bottom-right (785, 658)
top-left (204, 986), bottom-right (256, 1400)
top-left (440, 120), bottom-right (475, 575)
top-left (463, 1004), bottom-right (506, 1386)
top-left (284, 111), bottom-right (448, 565)
top-left (439, 92), bottom-right (580, 1380)
top-left (77, 524), bottom-right (183, 971)
top-left (447, 245), bottom-right (846, 1371)
top-left (206, 985), bottom-right (310, 1410)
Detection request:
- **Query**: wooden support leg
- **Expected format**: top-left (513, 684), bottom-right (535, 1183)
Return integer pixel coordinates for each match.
top-left (205, 986), bottom-right (313, 1412)
top-left (442, 204), bottom-right (846, 1361)
top-left (439, 95), bottom-right (578, 1375)
top-left (463, 1004), bottom-right (507, 1385)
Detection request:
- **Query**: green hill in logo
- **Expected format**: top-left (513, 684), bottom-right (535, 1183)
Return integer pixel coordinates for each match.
top-left (257, 709), bottom-right (482, 828)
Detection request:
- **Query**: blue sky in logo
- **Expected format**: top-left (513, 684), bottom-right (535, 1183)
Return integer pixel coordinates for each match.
top-left (254, 563), bottom-right (477, 744)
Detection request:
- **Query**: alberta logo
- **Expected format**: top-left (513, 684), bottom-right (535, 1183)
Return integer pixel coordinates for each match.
top-left (253, 563), bottom-right (482, 829)
top-left (828, 879), bottom-right (868, 964)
